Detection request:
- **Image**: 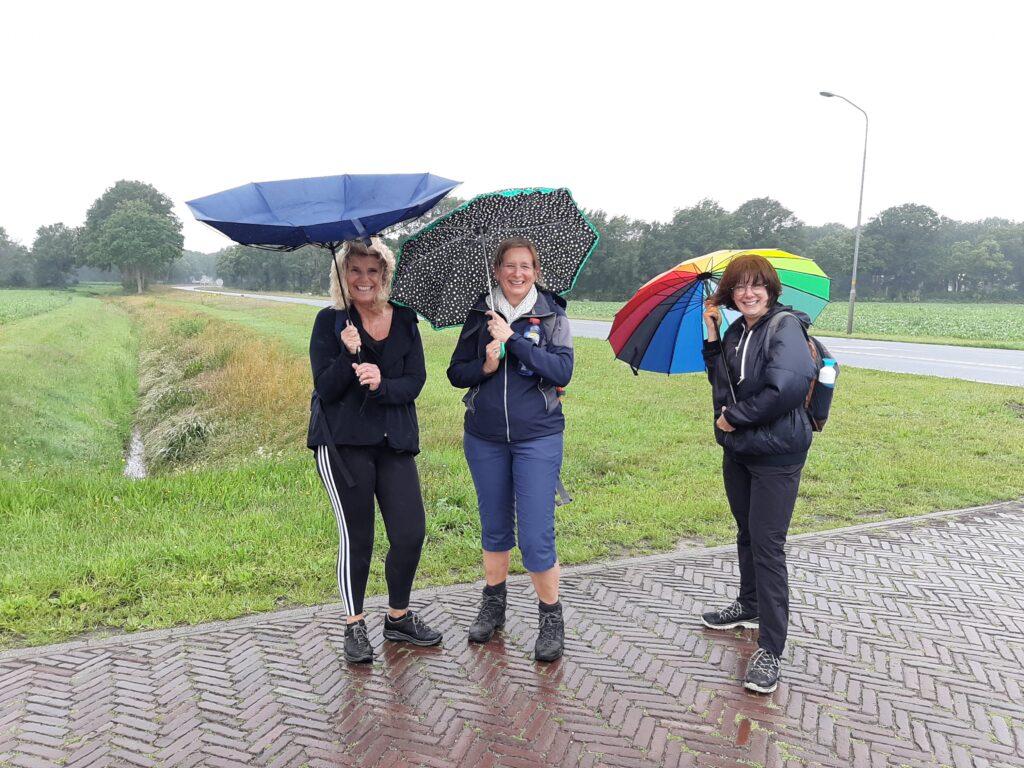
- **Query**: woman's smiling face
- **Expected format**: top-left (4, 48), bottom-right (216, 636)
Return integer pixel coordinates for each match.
top-left (346, 254), bottom-right (382, 307)
top-left (732, 280), bottom-right (771, 324)
top-left (495, 246), bottom-right (537, 305)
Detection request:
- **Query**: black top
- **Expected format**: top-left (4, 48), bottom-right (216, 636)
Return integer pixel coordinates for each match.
top-left (307, 303), bottom-right (425, 455)
top-left (363, 334), bottom-right (386, 359)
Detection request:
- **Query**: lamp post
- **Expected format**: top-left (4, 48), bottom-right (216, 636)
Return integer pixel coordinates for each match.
top-left (820, 91), bottom-right (868, 335)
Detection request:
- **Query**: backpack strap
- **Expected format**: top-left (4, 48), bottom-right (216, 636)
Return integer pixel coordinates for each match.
top-left (761, 311), bottom-right (820, 412)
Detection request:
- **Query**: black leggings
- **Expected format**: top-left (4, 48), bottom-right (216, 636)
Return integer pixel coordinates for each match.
top-left (314, 444), bottom-right (426, 616)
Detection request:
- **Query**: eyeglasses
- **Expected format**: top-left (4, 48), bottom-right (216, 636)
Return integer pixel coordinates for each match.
top-left (732, 283), bottom-right (768, 294)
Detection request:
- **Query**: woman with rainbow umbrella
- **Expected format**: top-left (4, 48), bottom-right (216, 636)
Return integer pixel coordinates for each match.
top-left (610, 249), bottom-right (829, 694)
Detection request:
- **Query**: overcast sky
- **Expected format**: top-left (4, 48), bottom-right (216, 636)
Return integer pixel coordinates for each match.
top-left (3, 1), bottom-right (1021, 253)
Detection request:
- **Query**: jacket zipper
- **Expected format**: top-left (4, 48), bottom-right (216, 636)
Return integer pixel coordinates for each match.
top-left (503, 356), bottom-right (510, 442)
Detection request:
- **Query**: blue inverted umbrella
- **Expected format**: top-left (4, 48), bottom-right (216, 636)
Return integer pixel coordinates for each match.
top-left (186, 173), bottom-right (460, 250)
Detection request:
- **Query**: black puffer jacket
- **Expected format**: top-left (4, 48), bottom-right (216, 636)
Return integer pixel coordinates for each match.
top-left (307, 303), bottom-right (425, 455)
top-left (703, 304), bottom-right (816, 465)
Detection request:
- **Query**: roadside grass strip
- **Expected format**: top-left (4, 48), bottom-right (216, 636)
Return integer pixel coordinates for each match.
top-left (1, 289), bottom-right (1022, 648)
top-left (0, 291), bottom-right (136, 473)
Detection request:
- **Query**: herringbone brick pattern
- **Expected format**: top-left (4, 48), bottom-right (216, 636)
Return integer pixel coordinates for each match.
top-left (2, 501), bottom-right (1023, 767)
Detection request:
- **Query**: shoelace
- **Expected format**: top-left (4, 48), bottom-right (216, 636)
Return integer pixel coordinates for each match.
top-left (476, 594), bottom-right (505, 623)
top-left (719, 601), bottom-right (744, 621)
top-left (537, 610), bottom-right (563, 640)
top-left (349, 623), bottom-right (369, 644)
top-left (749, 648), bottom-right (780, 677)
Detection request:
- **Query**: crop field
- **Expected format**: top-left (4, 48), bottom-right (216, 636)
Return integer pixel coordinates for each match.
top-left (1, 287), bottom-right (1022, 648)
top-left (0, 289), bottom-right (72, 325)
top-left (569, 299), bottom-right (1024, 349)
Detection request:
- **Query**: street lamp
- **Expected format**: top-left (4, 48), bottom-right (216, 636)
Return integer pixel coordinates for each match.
top-left (820, 91), bottom-right (868, 335)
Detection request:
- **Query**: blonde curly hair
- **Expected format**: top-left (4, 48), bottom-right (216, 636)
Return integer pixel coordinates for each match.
top-left (328, 237), bottom-right (397, 310)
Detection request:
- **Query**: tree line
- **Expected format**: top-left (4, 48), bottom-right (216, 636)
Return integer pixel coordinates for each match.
top-left (0, 180), bottom-right (184, 293)
top-left (2, 184), bottom-right (1022, 301)
top-left (575, 198), bottom-right (1024, 301)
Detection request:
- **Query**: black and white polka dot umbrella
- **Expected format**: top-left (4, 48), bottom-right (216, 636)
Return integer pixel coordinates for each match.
top-left (392, 188), bottom-right (600, 329)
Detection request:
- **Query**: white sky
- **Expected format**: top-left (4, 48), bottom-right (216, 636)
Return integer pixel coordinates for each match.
top-left (2, 1), bottom-right (1022, 253)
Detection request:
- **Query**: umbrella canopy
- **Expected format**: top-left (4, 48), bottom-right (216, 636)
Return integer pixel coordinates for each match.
top-left (609, 249), bottom-right (830, 374)
top-left (185, 173), bottom-right (460, 250)
top-left (391, 188), bottom-right (600, 329)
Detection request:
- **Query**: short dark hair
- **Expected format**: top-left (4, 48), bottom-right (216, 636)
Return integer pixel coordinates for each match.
top-left (709, 253), bottom-right (782, 310)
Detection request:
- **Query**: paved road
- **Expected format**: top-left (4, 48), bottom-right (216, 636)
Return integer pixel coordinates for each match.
top-left (175, 287), bottom-right (1024, 386)
top-left (2, 501), bottom-right (1022, 767)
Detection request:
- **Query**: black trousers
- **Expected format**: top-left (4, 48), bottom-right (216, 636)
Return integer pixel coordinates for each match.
top-left (314, 444), bottom-right (426, 616)
top-left (722, 453), bottom-right (804, 656)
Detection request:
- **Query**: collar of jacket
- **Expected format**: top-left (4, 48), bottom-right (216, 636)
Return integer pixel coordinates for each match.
top-left (468, 288), bottom-right (566, 321)
top-left (726, 303), bottom-right (807, 338)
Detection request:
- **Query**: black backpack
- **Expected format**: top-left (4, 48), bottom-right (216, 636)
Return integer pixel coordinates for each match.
top-left (763, 312), bottom-right (837, 432)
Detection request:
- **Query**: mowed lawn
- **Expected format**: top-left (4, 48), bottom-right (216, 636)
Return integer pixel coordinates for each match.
top-left (570, 299), bottom-right (1024, 350)
top-left (1, 287), bottom-right (1023, 648)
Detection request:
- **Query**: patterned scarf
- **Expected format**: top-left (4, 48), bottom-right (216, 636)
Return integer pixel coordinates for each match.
top-left (487, 284), bottom-right (538, 326)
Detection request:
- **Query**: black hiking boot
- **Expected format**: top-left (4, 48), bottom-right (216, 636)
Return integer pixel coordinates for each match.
top-left (383, 610), bottom-right (443, 647)
top-left (344, 619), bottom-right (374, 664)
top-left (743, 647), bottom-right (782, 693)
top-left (701, 600), bottom-right (759, 630)
top-left (468, 589), bottom-right (506, 643)
top-left (534, 602), bottom-right (564, 662)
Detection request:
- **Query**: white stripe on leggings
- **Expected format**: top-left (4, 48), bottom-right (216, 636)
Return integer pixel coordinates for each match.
top-left (316, 445), bottom-right (355, 616)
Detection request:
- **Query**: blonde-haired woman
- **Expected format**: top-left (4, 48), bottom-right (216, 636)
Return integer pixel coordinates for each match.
top-left (308, 237), bottom-right (441, 663)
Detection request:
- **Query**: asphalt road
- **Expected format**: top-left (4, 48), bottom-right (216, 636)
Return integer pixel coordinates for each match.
top-left (175, 287), bottom-right (1024, 387)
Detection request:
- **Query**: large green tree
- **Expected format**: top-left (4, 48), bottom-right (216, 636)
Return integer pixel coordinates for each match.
top-left (82, 180), bottom-right (179, 283)
top-left (93, 201), bottom-right (184, 293)
top-left (732, 197), bottom-right (806, 253)
top-left (31, 223), bottom-right (80, 287)
top-left (862, 204), bottom-right (943, 298)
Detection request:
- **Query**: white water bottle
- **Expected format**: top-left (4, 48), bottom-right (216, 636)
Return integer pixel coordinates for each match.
top-left (818, 358), bottom-right (837, 387)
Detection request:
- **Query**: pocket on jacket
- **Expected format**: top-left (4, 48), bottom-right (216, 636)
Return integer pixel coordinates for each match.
top-left (536, 383), bottom-right (560, 414)
top-left (462, 386), bottom-right (480, 413)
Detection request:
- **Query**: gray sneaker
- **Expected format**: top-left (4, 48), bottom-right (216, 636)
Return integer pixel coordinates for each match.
top-left (743, 648), bottom-right (782, 693)
top-left (701, 600), bottom-right (759, 630)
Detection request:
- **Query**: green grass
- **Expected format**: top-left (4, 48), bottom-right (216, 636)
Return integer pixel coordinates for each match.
top-left (0, 291), bottom-right (137, 473)
top-left (567, 299), bottom-right (1024, 349)
top-left (1, 288), bottom-right (1022, 648)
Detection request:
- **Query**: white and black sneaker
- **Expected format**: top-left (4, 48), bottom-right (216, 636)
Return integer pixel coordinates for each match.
top-left (743, 648), bottom-right (782, 693)
top-left (701, 600), bottom-right (759, 630)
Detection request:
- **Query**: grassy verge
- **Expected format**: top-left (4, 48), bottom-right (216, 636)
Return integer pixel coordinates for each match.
top-left (1, 288), bottom-right (1022, 648)
top-left (567, 299), bottom-right (1024, 350)
top-left (0, 292), bottom-right (137, 473)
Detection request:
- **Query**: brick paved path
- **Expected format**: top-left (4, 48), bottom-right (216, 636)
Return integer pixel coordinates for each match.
top-left (2, 501), bottom-right (1023, 768)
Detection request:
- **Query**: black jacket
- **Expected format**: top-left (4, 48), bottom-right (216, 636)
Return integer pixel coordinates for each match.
top-left (447, 290), bottom-right (573, 443)
top-left (307, 303), bottom-right (425, 455)
top-left (703, 304), bottom-right (816, 465)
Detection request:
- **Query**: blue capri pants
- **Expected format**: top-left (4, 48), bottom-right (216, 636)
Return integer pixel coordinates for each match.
top-left (463, 431), bottom-right (563, 573)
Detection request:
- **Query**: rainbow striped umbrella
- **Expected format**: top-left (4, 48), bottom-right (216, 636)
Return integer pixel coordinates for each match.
top-left (608, 249), bottom-right (830, 374)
